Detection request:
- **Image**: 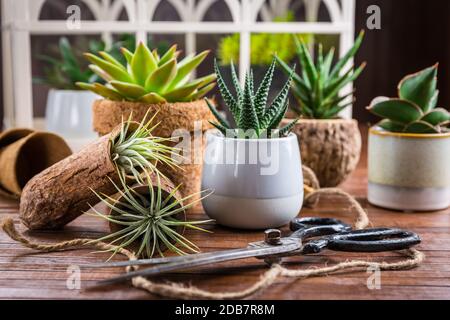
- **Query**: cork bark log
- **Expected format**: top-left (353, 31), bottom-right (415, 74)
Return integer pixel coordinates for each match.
top-left (20, 130), bottom-right (120, 230)
top-left (283, 119), bottom-right (362, 187)
top-left (92, 99), bottom-right (214, 205)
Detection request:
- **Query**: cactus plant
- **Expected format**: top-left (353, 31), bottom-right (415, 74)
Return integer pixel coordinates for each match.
top-left (276, 31), bottom-right (366, 119)
top-left (205, 58), bottom-right (297, 139)
top-left (77, 42), bottom-right (216, 103)
top-left (367, 64), bottom-right (450, 134)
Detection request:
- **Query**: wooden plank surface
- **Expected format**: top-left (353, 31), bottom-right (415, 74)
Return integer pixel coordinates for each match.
top-left (0, 126), bottom-right (449, 300)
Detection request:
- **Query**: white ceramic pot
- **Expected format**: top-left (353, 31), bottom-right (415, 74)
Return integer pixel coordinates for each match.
top-left (45, 89), bottom-right (98, 140)
top-left (201, 131), bottom-right (304, 229)
top-left (368, 127), bottom-right (450, 211)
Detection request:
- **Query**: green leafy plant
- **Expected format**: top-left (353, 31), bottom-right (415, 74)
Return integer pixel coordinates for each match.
top-left (276, 31), bottom-right (366, 119)
top-left (110, 112), bottom-right (178, 183)
top-left (206, 58), bottom-right (297, 139)
top-left (367, 64), bottom-right (450, 133)
top-left (90, 173), bottom-right (211, 258)
top-left (77, 42), bottom-right (216, 103)
top-left (218, 11), bottom-right (311, 66)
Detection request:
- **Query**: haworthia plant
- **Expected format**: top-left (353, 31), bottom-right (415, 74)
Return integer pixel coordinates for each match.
top-left (367, 64), bottom-right (450, 134)
top-left (206, 58), bottom-right (298, 139)
top-left (276, 31), bottom-right (366, 119)
top-left (77, 42), bottom-right (216, 103)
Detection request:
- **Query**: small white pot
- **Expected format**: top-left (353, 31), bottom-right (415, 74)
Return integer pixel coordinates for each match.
top-left (45, 89), bottom-right (98, 140)
top-left (368, 127), bottom-right (450, 211)
top-left (201, 131), bottom-right (304, 229)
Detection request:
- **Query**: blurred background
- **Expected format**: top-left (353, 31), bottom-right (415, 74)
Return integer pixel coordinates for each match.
top-left (1, 0), bottom-right (449, 129)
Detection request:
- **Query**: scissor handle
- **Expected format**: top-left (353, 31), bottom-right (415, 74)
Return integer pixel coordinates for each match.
top-left (289, 217), bottom-right (352, 241)
top-left (302, 228), bottom-right (421, 254)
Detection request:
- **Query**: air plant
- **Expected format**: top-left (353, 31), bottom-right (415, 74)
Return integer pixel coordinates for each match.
top-left (77, 42), bottom-right (216, 103)
top-left (276, 31), bottom-right (366, 119)
top-left (367, 64), bottom-right (450, 134)
top-left (90, 173), bottom-right (212, 258)
top-left (110, 112), bottom-right (179, 183)
top-left (206, 58), bottom-right (298, 139)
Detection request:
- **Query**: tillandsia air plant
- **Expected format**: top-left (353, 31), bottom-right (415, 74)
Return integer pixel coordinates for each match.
top-left (276, 31), bottom-right (366, 119)
top-left (205, 58), bottom-right (298, 139)
top-left (367, 64), bottom-right (450, 134)
top-left (90, 173), bottom-right (211, 258)
top-left (110, 112), bottom-right (179, 183)
top-left (76, 42), bottom-right (216, 103)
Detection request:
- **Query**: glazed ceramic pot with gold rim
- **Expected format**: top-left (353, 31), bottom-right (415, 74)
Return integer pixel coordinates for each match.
top-left (368, 127), bottom-right (450, 211)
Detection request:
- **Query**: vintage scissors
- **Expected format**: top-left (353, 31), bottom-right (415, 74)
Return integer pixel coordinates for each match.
top-left (84, 217), bottom-right (421, 285)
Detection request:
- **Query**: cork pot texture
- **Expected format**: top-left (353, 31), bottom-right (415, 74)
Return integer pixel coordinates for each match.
top-left (19, 126), bottom-right (124, 230)
top-left (283, 119), bottom-right (362, 187)
top-left (92, 99), bottom-right (214, 203)
top-left (0, 129), bottom-right (72, 199)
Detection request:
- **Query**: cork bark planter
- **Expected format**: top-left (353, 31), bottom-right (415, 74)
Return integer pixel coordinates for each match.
top-left (92, 99), bottom-right (215, 204)
top-left (368, 127), bottom-right (450, 211)
top-left (282, 118), bottom-right (362, 187)
top-left (19, 124), bottom-right (133, 230)
top-left (0, 129), bottom-right (72, 199)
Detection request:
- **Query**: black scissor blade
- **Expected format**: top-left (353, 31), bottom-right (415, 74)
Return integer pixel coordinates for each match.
top-left (97, 240), bottom-right (300, 286)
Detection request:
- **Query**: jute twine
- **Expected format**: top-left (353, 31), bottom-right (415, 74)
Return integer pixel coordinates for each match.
top-left (0, 167), bottom-right (424, 299)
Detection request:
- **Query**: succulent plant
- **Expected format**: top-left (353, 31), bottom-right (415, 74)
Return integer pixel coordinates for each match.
top-left (276, 31), bottom-right (366, 119)
top-left (77, 42), bottom-right (216, 103)
top-left (110, 112), bottom-right (178, 183)
top-left (367, 64), bottom-right (450, 134)
top-left (90, 173), bottom-right (211, 258)
top-left (206, 58), bottom-right (297, 139)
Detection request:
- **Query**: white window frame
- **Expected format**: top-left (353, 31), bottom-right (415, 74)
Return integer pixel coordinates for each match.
top-left (1, 0), bottom-right (356, 129)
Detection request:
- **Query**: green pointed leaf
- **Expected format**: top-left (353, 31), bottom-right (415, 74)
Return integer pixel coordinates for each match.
top-left (376, 119), bottom-right (406, 133)
top-left (239, 72), bottom-right (259, 132)
top-left (59, 37), bottom-right (78, 69)
top-left (294, 36), bottom-right (318, 87)
top-left (138, 92), bottom-right (167, 104)
top-left (367, 98), bottom-right (423, 124)
top-left (267, 100), bottom-right (289, 130)
top-left (398, 64), bottom-right (438, 112)
top-left (404, 121), bottom-right (440, 134)
top-left (110, 80), bottom-right (147, 99)
top-left (158, 44), bottom-right (177, 66)
top-left (121, 47), bottom-right (134, 65)
top-left (185, 82), bottom-right (216, 101)
top-left (170, 50), bottom-right (209, 89)
top-left (84, 53), bottom-right (133, 83)
top-left (99, 51), bottom-right (126, 69)
top-left (275, 55), bottom-right (310, 91)
top-left (205, 98), bottom-right (231, 129)
top-left (321, 47), bottom-right (335, 81)
top-left (131, 42), bottom-right (158, 85)
top-left (76, 82), bottom-right (123, 101)
top-left (214, 60), bottom-right (239, 119)
top-left (89, 64), bottom-right (113, 82)
top-left (254, 58), bottom-right (275, 120)
top-left (428, 90), bottom-right (439, 110)
top-left (145, 58), bottom-right (177, 92)
top-left (329, 30), bottom-right (365, 79)
top-left (323, 62), bottom-right (366, 102)
top-left (261, 70), bottom-right (293, 128)
top-left (276, 117), bottom-right (299, 137)
top-left (230, 62), bottom-right (242, 98)
top-left (164, 81), bottom-right (200, 102)
top-left (421, 108), bottom-right (450, 126)
top-left (209, 121), bottom-right (228, 136)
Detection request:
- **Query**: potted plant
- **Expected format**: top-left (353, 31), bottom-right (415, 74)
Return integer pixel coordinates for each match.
top-left (35, 37), bottom-right (100, 142)
top-left (201, 58), bottom-right (303, 229)
top-left (276, 31), bottom-right (366, 187)
top-left (367, 64), bottom-right (450, 211)
top-left (76, 42), bottom-right (216, 202)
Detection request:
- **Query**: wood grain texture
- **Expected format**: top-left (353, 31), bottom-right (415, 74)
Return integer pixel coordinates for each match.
top-left (0, 125), bottom-right (449, 300)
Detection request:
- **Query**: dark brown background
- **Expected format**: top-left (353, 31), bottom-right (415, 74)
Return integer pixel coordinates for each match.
top-left (1, 0), bottom-right (449, 127)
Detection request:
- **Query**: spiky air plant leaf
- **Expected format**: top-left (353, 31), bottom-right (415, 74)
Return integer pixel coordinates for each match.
top-left (89, 173), bottom-right (212, 258)
top-left (276, 30), bottom-right (366, 119)
top-left (110, 112), bottom-right (180, 184)
top-left (206, 57), bottom-right (298, 139)
top-left (367, 65), bottom-right (450, 134)
top-left (76, 42), bottom-right (216, 103)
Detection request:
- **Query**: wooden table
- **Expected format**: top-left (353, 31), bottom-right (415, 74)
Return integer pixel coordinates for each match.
top-left (1, 126), bottom-right (449, 300)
